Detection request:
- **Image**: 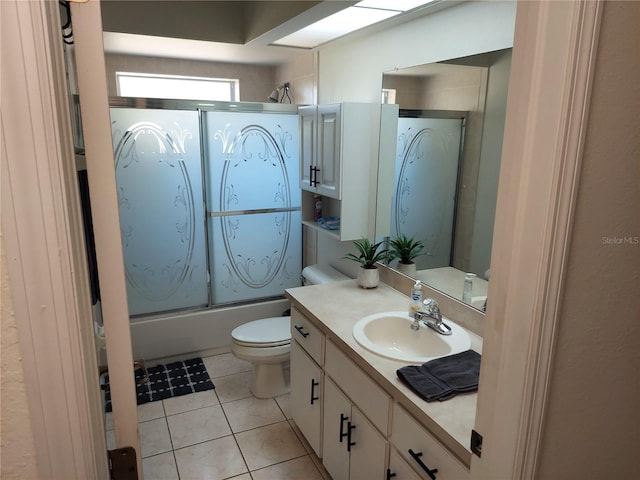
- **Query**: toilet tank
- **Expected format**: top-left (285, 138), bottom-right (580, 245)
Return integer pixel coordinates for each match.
top-left (301, 265), bottom-right (350, 285)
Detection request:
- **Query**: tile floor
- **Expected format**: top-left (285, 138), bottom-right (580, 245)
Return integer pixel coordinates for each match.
top-left (106, 352), bottom-right (331, 480)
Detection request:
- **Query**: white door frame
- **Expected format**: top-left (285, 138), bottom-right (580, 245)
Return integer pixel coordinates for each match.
top-left (472, 1), bottom-right (603, 478)
top-left (1, 0), bottom-right (109, 477)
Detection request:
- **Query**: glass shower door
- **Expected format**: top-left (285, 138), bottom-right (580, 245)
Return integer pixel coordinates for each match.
top-left (391, 117), bottom-right (464, 270)
top-left (110, 108), bottom-right (208, 316)
top-left (203, 111), bottom-right (302, 304)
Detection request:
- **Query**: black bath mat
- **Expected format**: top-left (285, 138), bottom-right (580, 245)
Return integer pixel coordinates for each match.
top-left (103, 357), bottom-right (214, 412)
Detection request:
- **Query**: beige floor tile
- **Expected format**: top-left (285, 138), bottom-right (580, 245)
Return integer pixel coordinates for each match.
top-left (214, 371), bottom-right (252, 403)
top-left (251, 455), bottom-right (324, 480)
top-left (142, 452), bottom-right (179, 480)
top-left (163, 389), bottom-right (219, 416)
top-left (137, 400), bottom-right (166, 422)
top-left (275, 393), bottom-right (291, 419)
top-left (203, 353), bottom-right (251, 378)
top-left (235, 421), bottom-right (306, 471)
top-left (167, 404), bottom-right (231, 449)
top-left (140, 418), bottom-right (173, 458)
top-left (174, 436), bottom-right (247, 480)
top-left (222, 397), bottom-right (285, 433)
top-left (227, 475), bottom-right (252, 480)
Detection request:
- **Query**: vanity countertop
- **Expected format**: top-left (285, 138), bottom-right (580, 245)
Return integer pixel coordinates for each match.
top-left (285, 279), bottom-right (483, 468)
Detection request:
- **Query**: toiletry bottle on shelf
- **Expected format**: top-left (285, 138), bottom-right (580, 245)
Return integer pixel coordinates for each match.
top-left (462, 273), bottom-right (476, 304)
top-left (313, 194), bottom-right (322, 222)
top-left (409, 280), bottom-right (422, 316)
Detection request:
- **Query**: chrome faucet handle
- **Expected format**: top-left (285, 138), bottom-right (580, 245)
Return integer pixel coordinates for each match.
top-left (422, 298), bottom-right (441, 319)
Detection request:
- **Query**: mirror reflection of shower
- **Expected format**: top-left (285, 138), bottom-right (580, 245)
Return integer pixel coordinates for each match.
top-left (391, 111), bottom-right (465, 271)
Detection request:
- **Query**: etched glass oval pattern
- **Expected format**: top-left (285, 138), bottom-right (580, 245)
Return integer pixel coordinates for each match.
top-left (114, 121), bottom-right (196, 302)
top-left (219, 125), bottom-right (292, 288)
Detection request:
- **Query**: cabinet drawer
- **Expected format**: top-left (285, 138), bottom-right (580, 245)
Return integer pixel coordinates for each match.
top-left (325, 339), bottom-right (391, 435)
top-left (388, 448), bottom-right (423, 480)
top-left (391, 404), bottom-right (469, 480)
top-left (291, 307), bottom-right (324, 365)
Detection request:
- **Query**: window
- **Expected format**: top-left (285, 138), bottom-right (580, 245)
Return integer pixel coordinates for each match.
top-left (116, 72), bottom-right (239, 101)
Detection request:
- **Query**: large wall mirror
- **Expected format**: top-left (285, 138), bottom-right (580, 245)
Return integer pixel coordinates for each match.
top-left (376, 48), bottom-right (512, 312)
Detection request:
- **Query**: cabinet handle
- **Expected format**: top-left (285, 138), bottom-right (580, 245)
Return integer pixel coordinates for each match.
top-left (339, 413), bottom-right (349, 443)
top-left (313, 167), bottom-right (320, 186)
top-left (386, 469), bottom-right (397, 479)
top-left (347, 421), bottom-right (356, 452)
top-left (408, 449), bottom-right (438, 480)
top-left (310, 379), bottom-right (319, 405)
top-left (294, 325), bottom-right (309, 338)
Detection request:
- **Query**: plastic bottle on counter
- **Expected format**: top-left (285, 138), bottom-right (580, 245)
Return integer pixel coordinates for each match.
top-left (462, 273), bottom-right (476, 304)
top-left (409, 280), bottom-right (422, 316)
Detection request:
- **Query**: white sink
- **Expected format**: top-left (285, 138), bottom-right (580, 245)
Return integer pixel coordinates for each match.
top-left (352, 311), bottom-right (471, 363)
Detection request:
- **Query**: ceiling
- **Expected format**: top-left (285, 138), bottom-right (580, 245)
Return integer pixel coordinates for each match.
top-left (101, 1), bottom-right (353, 64)
top-left (100, 0), bottom-right (451, 65)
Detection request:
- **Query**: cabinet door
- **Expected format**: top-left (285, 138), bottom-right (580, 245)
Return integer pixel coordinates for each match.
top-left (323, 378), bottom-right (351, 480)
top-left (349, 406), bottom-right (388, 480)
top-left (299, 105), bottom-right (316, 192)
top-left (316, 104), bottom-right (341, 199)
top-left (290, 341), bottom-right (323, 456)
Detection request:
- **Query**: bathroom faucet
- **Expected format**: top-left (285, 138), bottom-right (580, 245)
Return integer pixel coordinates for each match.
top-left (411, 298), bottom-right (452, 335)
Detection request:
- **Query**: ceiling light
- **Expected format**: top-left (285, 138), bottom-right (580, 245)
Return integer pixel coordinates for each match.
top-left (272, 1), bottom-right (437, 49)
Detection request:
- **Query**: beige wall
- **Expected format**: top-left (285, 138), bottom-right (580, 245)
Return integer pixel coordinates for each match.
top-left (104, 51), bottom-right (317, 105)
top-left (104, 53), bottom-right (277, 102)
top-left (0, 240), bottom-right (39, 479)
top-left (536, 1), bottom-right (640, 477)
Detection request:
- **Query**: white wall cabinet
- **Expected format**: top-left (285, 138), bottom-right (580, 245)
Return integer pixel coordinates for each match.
top-left (299, 103), bottom-right (380, 241)
top-left (300, 104), bottom-right (341, 199)
top-left (323, 377), bottom-right (388, 480)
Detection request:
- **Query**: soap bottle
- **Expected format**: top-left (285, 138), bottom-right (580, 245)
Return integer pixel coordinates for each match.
top-left (409, 280), bottom-right (422, 315)
top-left (462, 273), bottom-right (476, 303)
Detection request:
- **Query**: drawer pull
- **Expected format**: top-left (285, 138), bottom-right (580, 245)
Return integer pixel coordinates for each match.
top-left (310, 379), bottom-right (319, 405)
top-left (347, 421), bottom-right (356, 452)
top-left (294, 325), bottom-right (309, 338)
top-left (386, 469), bottom-right (397, 479)
top-left (408, 449), bottom-right (438, 480)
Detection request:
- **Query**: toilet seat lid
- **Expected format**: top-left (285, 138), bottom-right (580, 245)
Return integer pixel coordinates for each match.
top-left (232, 316), bottom-right (291, 345)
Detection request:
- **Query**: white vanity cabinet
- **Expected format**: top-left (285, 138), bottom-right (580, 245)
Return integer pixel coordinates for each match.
top-left (323, 377), bottom-right (388, 480)
top-left (290, 307), bottom-right (325, 456)
top-left (299, 102), bottom-right (379, 241)
top-left (391, 405), bottom-right (469, 480)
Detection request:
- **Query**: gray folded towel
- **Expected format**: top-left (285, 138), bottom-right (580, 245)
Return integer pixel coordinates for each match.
top-left (396, 350), bottom-right (481, 402)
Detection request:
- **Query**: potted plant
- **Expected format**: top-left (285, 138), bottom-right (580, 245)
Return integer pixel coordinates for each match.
top-left (343, 238), bottom-right (390, 288)
top-left (389, 234), bottom-right (425, 276)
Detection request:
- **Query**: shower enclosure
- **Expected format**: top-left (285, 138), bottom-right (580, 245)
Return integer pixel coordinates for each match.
top-left (110, 99), bottom-right (301, 326)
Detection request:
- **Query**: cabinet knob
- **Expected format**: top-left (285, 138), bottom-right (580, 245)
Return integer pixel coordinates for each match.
top-left (408, 449), bottom-right (438, 480)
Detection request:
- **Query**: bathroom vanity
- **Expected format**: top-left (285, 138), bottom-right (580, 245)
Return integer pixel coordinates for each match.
top-left (285, 279), bottom-right (483, 480)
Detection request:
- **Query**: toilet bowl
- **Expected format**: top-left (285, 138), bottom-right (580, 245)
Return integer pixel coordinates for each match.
top-left (230, 265), bottom-right (349, 398)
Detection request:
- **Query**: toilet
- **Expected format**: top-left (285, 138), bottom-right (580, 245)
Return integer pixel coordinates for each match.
top-left (230, 265), bottom-right (349, 398)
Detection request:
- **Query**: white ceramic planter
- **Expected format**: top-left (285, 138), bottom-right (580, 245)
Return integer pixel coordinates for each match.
top-left (358, 267), bottom-right (379, 288)
top-left (396, 261), bottom-right (417, 277)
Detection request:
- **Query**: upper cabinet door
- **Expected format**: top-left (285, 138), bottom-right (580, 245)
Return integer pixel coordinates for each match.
top-left (299, 104), bottom-right (342, 199)
top-left (299, 105), bottom-right (316, 192)
top-left (316, 104), bottom-right (341, 199)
